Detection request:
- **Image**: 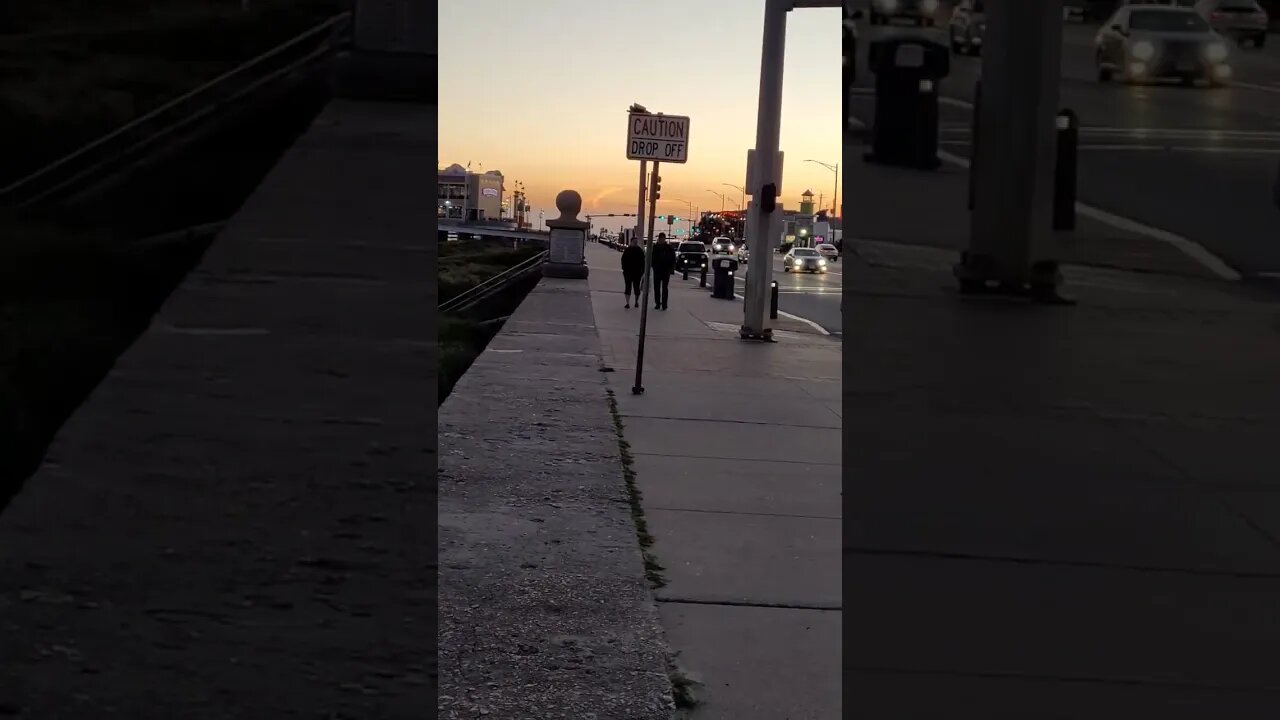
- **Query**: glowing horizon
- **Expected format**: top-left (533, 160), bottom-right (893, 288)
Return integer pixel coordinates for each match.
top-left (438, 0), bottom-right (842, 228)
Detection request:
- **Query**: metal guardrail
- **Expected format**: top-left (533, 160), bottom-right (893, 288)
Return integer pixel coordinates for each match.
top-left (439, 250), bottom-right (548, 314)
top-left (0, 12), bottom-right (352, 210)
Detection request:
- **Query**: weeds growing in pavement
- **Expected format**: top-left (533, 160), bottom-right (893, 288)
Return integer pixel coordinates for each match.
top-left (605, 388), bottom-right (666, 589)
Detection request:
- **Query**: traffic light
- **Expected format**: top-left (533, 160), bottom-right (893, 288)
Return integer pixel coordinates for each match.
top-left (667, 214), bottom-right (675, 225)
top-left (652, 175), bottom-right (662, 202)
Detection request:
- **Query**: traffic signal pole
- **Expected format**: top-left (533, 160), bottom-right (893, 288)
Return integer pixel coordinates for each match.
top-left (633, 162), bottom-right (662, 395)
top-left (959, 0), bottom-right (1066, 300)
top-left (741, 0), bottom-right (790, 341)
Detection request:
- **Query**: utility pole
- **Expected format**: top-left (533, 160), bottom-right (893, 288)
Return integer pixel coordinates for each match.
top-left (959, 0), bottom-right (1067, 300)
top-left (741, 0), bottom-right (792, 341)
top-left (633, 162), bottom-right (663, 395)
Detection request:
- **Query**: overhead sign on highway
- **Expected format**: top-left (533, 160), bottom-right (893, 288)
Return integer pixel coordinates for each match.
top-left (627, 112), bottom-right (690, 164)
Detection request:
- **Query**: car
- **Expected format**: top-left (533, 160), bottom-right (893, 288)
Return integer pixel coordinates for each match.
top-left (949, 0), bottom-right (987, 56)
top-left (1195, 0), bottom-right (1268, 47)
top-left (869, 0), bottom-right (940, 26)
top-left (1095, 5), bottom-right (1232, 85)
top-left (710, 236), bottom-right (737, 255)
top-left (675, 241), bottom-right (709, 272)
top-left (783, 247), bottom-right (828, 274)
top-left (816, 243), bottom-right (840, 262)
top-left (737, 245), bottom-right (750, 264)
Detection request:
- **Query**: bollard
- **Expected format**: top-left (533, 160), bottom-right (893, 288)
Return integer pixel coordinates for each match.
top-left (968, 79), bottom-right (981, 211)
top-left (770, 280), bottom-right (779, 319)
top-left (683, 266), bottom-right (689, 280)
top-left (1053, 109), bottom-right (1078, 231)
top-left (700, 265), bottom-right (707, 287)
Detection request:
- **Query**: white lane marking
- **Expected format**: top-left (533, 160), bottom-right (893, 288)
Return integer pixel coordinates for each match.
top-left (940, 140), bottom-right (1280, 155)
top-left (935, 149), bottom-right (1242, 282)
top-left (848, 115), bottom-right (867, 130)
top-left (778, 310), bottom-right (832, 336)
top-left (940, 96), bottom-right (975, 109)
top-left (717, 276), bottom-right (835, 336)
top-left (1255, 271), bottom-right (1280, 278)
top-left (1229, 80), bottom-right (1280, 95)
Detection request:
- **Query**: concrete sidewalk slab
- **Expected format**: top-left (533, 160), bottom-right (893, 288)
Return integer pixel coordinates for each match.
top-left (585, 239), bottom-right (843, 715)
top-left (647, 509), bottom-right (841, 607)
top-left (848, 671), bottom-right (1280, 718)
top-left (622, 416), bottom-right (839, 465)
top-left (631, 455), bottom-right (841, 519)
top-left (660, 604), bottom-right (841, 720)
top-left (849, 554), bottom-right (1280, 690)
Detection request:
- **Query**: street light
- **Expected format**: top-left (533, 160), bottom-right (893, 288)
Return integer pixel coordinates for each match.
top-left (804, 159), bottom-right (839, 218)
top-left (706, 189), bottom-right (728, 212)
top-left (722, 183), bottom-right (746, 211)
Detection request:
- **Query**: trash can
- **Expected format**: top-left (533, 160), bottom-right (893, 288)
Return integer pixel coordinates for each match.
top-left (864, 37), bottom-right (949, 170)
top-left (711, 257), bottom-right (738, 300)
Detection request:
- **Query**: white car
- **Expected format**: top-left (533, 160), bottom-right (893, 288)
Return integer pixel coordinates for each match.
top-left (816, 243), bottom-right (840, 262)
top-left (784, 247), bottom-right (828, 274)
top-left (710, 236), bottom-right (737, 255)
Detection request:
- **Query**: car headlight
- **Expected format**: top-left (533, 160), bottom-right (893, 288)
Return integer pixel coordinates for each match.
top-left (1130, 40), bottom-right (1156, 61)
top-left (728, 245), bottom-right (735, 251)
top-left (818, 259), bottom-right (827, 266)
top-left (1205, 41), bottom-right (1228, 63)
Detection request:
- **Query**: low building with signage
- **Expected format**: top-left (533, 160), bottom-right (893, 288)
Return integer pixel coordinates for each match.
top-left (438, 163), bottom-right (505, 222)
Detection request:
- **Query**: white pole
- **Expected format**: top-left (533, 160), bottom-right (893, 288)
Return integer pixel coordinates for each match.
top-left (742, 0), bottom-right (788, 340)
top-left (966, 0), bottom-right (1063, 285)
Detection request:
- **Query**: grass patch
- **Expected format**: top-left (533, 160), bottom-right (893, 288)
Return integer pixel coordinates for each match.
top-left (437, 240), bottom-right (544, 403)
top-left (605, 389), bottom-right (667, 590)
top-left (0, 220), bottom-right (215, 511)
top-left (0, 0), bottom-right (347, 184)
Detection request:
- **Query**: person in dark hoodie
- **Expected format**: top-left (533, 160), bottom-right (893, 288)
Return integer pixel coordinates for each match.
top-left (651, 232), bottom-right (677, 310)
top-left (621, 237), bottom-right (646, 309)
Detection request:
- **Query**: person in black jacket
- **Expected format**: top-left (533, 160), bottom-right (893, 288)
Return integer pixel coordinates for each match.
top-left (651, 233), bottom-right (677, 310)
top-left (621, 238), bottom-right (646, 309)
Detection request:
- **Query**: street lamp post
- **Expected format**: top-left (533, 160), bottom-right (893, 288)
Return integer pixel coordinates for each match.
top-left (804, 159), bottom-right (839, 218)
top-left (706, 189), bottom-right (728, 212)
top-left (723, 183), bottom-right (746, 212)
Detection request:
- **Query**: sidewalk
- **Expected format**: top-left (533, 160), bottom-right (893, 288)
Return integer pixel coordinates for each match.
top-left (0, 99), bottom-right (433, 717)
top-left (586, 242), bottom-right (842, 718)
top-left (846, 142), bottom-right (1280, 715)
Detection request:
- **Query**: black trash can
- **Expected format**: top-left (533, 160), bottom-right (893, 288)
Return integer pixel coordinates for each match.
top-left (865, 37), bottom-right (949, 170)
top-left (711, 257), bottom-right (739, 300)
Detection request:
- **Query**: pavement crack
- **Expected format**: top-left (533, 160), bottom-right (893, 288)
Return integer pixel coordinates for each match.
top-left (656, 597), bottom-right (840, 611)
top-left (847, 666), bottom-right (1280, 695)
top-left (847, 546), bottom-right (1280, 579)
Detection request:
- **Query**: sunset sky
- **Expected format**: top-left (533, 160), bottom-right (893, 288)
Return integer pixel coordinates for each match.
top-left (438, 0), bottom-right (841, 231)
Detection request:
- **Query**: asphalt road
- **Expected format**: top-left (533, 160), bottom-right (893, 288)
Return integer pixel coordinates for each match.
top-left (734, 252), bottom-right (843, 336)
top-left (851, 20), bottom-right (1280, 280)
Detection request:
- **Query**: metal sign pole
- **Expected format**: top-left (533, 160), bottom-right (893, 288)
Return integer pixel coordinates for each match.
top-left (632, 161), bottom-right (662, 395)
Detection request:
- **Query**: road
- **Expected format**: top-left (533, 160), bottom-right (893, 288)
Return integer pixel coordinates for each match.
top-left (850, 19), bottom-right (1280, 280)
top-left (734, 252), bottom-right (843, 336)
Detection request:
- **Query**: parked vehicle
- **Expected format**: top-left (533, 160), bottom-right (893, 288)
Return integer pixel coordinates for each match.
top-left (1195, 0), bottom-right (1268, 47)
top-left (1095, 5), bottom-right (1233, 85)
top-left (869, 0), bottom-right (940, 26)
top-left (949, 0), bottom-right (987, 55)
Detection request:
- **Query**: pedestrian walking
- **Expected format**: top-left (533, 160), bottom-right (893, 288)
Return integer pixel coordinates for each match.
top-left (651, 232), bottom-right (676, 310)
top-left (621, 238), bottom-right (645, 309)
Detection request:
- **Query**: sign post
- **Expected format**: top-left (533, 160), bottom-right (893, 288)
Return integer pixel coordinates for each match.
top-left (627, 109), bottom-right (689, 395)
top-left (633, 162), bottom-right (662, 395)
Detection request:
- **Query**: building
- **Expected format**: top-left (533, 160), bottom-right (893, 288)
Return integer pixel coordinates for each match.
top-left (438, 163), bottom-right (505, 222)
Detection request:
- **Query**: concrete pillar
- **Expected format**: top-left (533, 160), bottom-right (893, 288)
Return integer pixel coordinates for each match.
top-left (335, 0), bottom-right (435, 102)
top-left (960, 0), bottom-right (1064, 291)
